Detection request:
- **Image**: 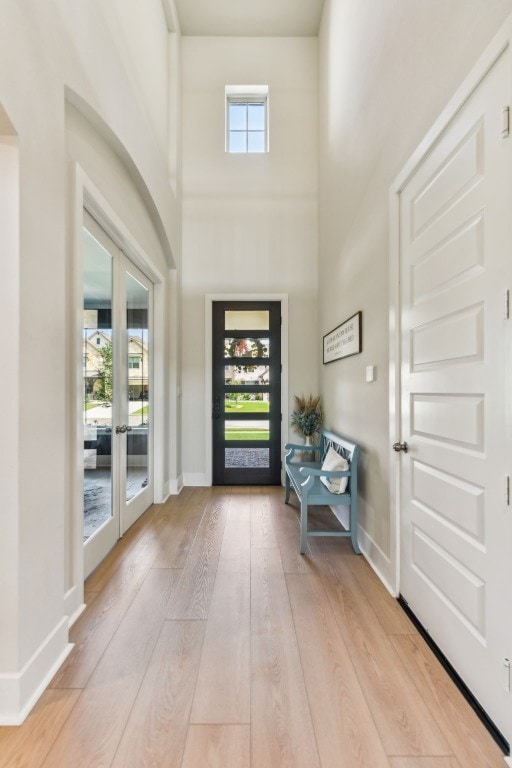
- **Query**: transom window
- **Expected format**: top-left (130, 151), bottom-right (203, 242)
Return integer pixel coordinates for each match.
top-left (226, 86), bottom-right (268, 154)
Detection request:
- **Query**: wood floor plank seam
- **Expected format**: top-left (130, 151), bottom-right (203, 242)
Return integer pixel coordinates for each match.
top-left (111, 619), bottom-right (206, 768)
top-left (36, 692), bottom-right (85, 768)
top-left (186, 720), bottom-right (252, 725)
top-left (389, 634), bottom-right (504, 768)
top-left (285, 566), bottom-right (394, 767)
top-left (250, 545), bottom-right (322, 767)
top-left (85, 503), bottom-right (159, 593)
top-left (314, 548), bottom-right (451, 757)
top-left (167, 491), bottom-right (230, 620)
top-left (50, 565), bottom-right (152, 689)
top-left (40, 569), bottom-right (180, 768)
top-left (0, 689), bottom-right (84, 768)
top-left (169, 490), bottom-right (219, 574)
top-left (107, 616), bottom-right (169, 765)
top-left (281, 571), bottom-right (326, 768)
top-left (10, 488), bottom-right (505, 768)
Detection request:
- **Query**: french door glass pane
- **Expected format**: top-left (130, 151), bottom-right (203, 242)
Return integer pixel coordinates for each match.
top-left (126, 272), bottom-right (150, 504)
top-left (82, 228), bottom-right (113, 541)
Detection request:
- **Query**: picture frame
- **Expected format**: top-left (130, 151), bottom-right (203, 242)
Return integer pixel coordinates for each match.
top-left (323, 311), bottom-right (362, 364)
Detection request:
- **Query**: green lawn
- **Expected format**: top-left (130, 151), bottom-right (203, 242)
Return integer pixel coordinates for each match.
top-left (225, 426), bottom-right (269, 440)
top-left (225, 400), bottom-right (269, 413)
top-left (131, 405), bottom-right (149, 416)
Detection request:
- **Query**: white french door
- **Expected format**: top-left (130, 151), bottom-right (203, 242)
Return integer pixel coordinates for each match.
top-left (82, 211), bottom-right (153, 577)
top-left (397, 47), bottom-right (512, 745)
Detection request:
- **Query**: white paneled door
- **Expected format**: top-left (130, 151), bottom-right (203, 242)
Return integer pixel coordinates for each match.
top-left (398, 48), bottom-right (512, 744)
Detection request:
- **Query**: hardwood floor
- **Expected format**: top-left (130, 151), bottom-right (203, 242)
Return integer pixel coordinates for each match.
top-left (0, 487), bottom-right (506, 767)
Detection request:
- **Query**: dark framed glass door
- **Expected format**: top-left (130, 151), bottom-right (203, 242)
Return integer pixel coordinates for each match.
top-left (212, 301), bottom-right (281, 485)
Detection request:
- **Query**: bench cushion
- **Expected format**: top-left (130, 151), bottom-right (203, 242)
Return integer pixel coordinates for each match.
top-left (320, 446), bottom-right (349, 493)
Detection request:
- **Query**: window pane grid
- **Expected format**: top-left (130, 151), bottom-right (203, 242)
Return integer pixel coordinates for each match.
top-left (227, 97), bottom-right (267, 153)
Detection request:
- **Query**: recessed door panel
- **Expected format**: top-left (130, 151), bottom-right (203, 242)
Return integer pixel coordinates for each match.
top-left (398, 47), bottom-right (512, 745)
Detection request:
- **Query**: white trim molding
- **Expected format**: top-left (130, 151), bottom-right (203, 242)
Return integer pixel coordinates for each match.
top-left (70, 163), bottom-right (169, 605)
top-left (168, 476), bottom-right (184, 496)
top-left (183, 472), bottom-right (210, 487)
top-left (0, 618), bottom-right (72, 725)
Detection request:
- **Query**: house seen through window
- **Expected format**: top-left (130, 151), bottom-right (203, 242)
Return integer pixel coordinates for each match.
top-left (226, 86), bottom-right (268, 153)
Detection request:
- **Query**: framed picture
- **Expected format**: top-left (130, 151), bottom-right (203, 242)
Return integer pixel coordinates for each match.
top-left (323, 311), bottom-right (362, 364)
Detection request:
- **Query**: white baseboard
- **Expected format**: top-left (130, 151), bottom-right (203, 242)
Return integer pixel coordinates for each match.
top-left (158, 479), bottom-right (170, 503)
top-left (0, 617), bottom-right (73, 724)
top-left (357, 526), bottom-right (396, 597)
top-left (328, 505), bottom-right (396, 596)
top-left (182, 472), bottom-right (210, 487)
top-left (68, 602), bottom-right (86, 628)
top-left (503, 757), bottom-right (512, 766)
top-left (168, 474), bottom-right (184, 495)
top-left (63, 584), bottom-right (85, 628)
top-left (329, 504), bottom-right (349, 530)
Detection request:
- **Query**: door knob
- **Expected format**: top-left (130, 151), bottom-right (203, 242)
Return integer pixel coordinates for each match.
top-left (392, 441), bottom-right (408, 453)
top-left (115, 425), bottom-right (132, 434)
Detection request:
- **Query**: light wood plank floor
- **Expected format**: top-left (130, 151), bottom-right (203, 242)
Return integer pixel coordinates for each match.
top-left (0, 487), bottom-right (507, 768)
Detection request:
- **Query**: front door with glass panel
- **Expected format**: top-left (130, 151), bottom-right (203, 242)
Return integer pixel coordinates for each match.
top-left (212, 301), bottom-right (281, 485)
top-left (82, 212), bottom-right (153, 576)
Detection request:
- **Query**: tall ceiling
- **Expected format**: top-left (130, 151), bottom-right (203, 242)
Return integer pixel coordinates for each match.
top-left (173, 0), bottom-right (325, 37)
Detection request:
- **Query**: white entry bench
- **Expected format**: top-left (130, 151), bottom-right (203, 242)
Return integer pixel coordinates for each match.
top-left (284, 428), bottom-right (361, 555)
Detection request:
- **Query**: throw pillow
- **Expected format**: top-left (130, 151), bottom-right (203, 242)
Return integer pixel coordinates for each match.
top-left (320, 446), bottom-right (349, 494)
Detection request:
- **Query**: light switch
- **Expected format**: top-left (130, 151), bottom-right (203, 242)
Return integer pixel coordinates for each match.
top-left (366, 365), bottom-right (375, 383)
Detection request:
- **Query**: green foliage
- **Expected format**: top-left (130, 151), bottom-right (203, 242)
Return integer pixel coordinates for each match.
top-left (291, 394), bottom-right (323, 437)
top-left (96, 341), bottom-right (113, 404)
top-left (225, 338), bottom-right (268, 358)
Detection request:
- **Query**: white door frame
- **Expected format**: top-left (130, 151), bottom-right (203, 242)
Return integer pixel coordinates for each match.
top-left (389, 17), bottom-right (512, 595)
top-left (204, 293), bottom-right (289, 487)
top-left (65, 164), bottom-right (166, 624)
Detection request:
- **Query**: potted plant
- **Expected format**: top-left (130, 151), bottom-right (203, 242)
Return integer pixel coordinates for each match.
top-left (291, 394), bottom-right (323, 445)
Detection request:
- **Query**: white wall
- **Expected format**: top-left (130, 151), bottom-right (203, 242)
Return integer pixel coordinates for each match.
top-left (0, 131), bottom-right (20, 674)
top-left (0, 0), bottom-right (180, 722)
top-left (318, 0), bottom-right (512, 587)
top-left (105, 0), bottom-right (170, 159)
top-left (181, 36), bottom-right (318, 482)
